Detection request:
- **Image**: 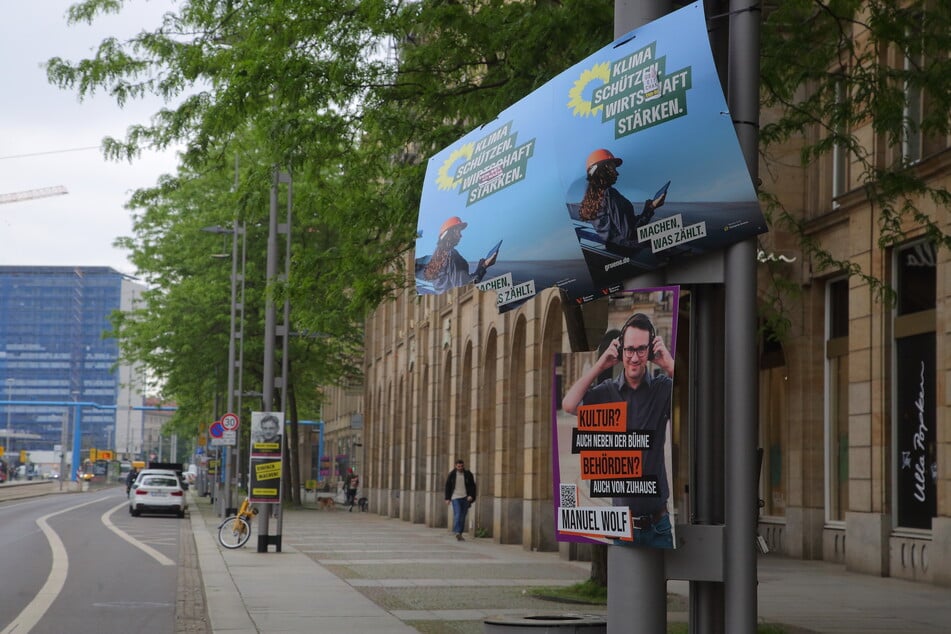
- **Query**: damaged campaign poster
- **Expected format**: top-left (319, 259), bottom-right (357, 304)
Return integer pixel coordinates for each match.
top-left (414, 2), bottom-right (765, 310)
top-left (553, 287), bottom-right (679, 548)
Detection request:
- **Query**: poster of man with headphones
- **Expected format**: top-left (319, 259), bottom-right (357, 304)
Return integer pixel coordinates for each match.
top-left (554, 286), bottom-right (679, 549)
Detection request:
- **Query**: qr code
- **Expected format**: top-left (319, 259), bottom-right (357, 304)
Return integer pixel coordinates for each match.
top-left (559, 484), bottom-right (577, 508)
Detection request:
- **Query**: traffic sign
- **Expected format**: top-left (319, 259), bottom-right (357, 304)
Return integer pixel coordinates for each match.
top-left (209, 421), bottom-right (224, 438)
top-left (220, 412), bottom-right (240, 431)
top-left (211, 430), bottom-right (236, 446)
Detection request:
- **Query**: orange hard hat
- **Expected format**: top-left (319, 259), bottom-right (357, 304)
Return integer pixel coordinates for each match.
top-left (439, 216), bottom-right (468, 238)
top-left (586, 148), bottom-right (622, 175)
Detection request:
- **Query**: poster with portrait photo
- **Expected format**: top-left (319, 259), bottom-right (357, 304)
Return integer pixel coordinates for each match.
top-left (250, 411), bottom-right (284, 457)
top-left (553, 286), bottom-right (679, 549)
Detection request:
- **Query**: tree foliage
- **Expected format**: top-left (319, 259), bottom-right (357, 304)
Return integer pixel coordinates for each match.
top-left (51, 0), bottom-right (616, 440)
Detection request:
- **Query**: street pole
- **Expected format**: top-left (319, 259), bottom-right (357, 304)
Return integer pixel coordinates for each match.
top-left (257, 167), bottom-right (280, 551)
top-left (59, 409), bottom-right (68, 491)
top-left (4, 378), bottom-right (13, 457)
top-left (224, 218), bottom-right (241, 516)
top-left (724, 1), bottom-right (760, 631)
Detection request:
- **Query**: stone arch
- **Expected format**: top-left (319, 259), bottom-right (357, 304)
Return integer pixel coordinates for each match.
top-left (499, 315), bottom-right (527, 544)
top-left (382, 380), bottom-right (393, 513)
top-left (432, 350), bottom-right (452, 528)
top-left (475, 328), bottom-right (498, 538)
top-left (410, 365), bottom-right (426, 523)
top-left (366, 388), bottom-right (379, 507)
top-left (458, 340), bottom-right (473, 465)
top-left (391, 376), bottom-right (404, 518)
top-left (530, 292), bottom-right (563, 551)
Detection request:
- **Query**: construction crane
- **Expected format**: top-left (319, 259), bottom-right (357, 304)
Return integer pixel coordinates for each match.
top-left (0, 186), bottom-right (68, 205)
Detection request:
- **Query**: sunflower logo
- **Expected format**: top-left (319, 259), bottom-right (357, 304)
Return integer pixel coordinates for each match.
top-left (435, 143), bottom-right (474, 191)
top-left (567, 62), bottom-right (611, 117)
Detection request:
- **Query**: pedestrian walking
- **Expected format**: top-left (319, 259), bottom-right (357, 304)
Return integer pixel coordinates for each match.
top-left (346, 470), bottom-right (359, 511)
top-left (444, 459), bottom-right (476, 540)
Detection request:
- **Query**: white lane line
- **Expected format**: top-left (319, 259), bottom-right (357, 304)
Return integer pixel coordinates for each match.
top-left (1, 497), bottom-right (103, 634)
top-left (101, 501), bottom-right (175, 567)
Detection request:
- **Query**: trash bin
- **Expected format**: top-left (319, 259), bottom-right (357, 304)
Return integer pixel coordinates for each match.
top-left (484, 614), bottom-right (606, 633)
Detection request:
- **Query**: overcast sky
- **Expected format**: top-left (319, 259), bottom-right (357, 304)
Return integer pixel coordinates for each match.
top-left (0, 1), bottom-right (181, 277)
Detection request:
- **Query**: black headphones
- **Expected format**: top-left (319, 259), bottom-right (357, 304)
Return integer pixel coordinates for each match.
top-left (620, 313), bottom-right (656, 361)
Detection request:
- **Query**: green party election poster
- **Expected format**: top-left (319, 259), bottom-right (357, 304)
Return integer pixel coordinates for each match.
top-left (414, 3), bottom-right (765, 311)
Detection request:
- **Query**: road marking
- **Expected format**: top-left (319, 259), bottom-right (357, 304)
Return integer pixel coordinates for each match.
top-left (101, 501), bottom-right (175, 567)
top-left (1, 497), bottom-right (103, 634)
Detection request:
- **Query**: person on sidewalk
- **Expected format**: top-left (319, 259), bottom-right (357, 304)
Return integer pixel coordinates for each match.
top-left (444, 459), bottom-right (476, 540)
top-left (346, 471), bottom-right (359, 511)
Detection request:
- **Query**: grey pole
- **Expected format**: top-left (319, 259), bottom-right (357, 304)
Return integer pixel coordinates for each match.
top-left (724, 0), bottom-right (760, 631)
top-left (257, 167), bottom-right (280, 550)
top-left (223, 218), bottom-right (240, 517)
top-left (608, 3), bottom-right (672, 634)
top-left (59, 409), bottom-right (68, 491)
top-left (689, 3), bottom-right (730, 631)
top-left (4, 378), bottom-right (12, 454)
top-left (276, 173), bottom-right (291, 538)
top-left (236, 226), bottom-right (247, 490)
top-left (690, 285), bottom-right (725, 634)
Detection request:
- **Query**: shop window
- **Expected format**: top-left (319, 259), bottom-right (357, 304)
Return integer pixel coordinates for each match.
top-left (893, 241), bottom-right (936, 530)
top-left (826, 277), bottom-right (849, 522)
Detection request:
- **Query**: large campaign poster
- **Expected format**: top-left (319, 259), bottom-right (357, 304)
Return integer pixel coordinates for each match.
top-left (414, 3), bottom-right (765, 310)
top-left (553, 287), bottom-right (679, 548)
top-left (248, 411), bottom-right (284, 504)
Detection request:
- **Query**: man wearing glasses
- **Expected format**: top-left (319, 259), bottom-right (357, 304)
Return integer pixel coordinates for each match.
top-left (562, 312), bottom-right (675, 548)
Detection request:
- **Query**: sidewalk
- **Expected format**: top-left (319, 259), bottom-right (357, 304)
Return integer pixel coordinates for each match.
top-left (188, 493), bottom-right (951, 633)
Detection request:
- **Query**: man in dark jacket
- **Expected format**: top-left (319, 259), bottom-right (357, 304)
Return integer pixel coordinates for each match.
top-left (444, 459), bottom-right (477, 541)
top-left (125, 467), bottom-right (139, 495)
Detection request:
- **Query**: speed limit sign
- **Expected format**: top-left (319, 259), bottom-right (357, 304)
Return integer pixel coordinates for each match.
top-left (220, 412), bottom-right (240, 431)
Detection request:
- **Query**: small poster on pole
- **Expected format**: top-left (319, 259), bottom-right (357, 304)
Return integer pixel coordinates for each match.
top-left (249, 411), bottom-right (284, 504)
top-left (553, 287), bottom-right (680, 549)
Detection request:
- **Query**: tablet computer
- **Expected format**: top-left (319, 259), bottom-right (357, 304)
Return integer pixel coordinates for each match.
top-left (485, 239), bottom-right (503, 260)
top-left (654, 180), bottom-right (671, 200)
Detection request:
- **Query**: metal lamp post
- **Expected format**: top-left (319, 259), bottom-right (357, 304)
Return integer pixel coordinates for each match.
top-left (202, 221), bottom-right (244, 516)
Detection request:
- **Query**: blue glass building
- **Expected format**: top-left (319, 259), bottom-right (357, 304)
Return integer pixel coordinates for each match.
top-left (0, 266), bottom-right (146, 457)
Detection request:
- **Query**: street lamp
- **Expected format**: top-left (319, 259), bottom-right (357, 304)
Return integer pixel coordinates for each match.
top-left (201, 221), bottom-right (245, 516)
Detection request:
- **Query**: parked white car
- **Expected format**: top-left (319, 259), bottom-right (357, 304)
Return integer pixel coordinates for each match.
top-left (129, 473), bottom-right (187, 518)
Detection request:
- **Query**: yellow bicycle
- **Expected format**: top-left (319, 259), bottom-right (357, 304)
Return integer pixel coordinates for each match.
top-left (217, 497), bottom-right (258, 549)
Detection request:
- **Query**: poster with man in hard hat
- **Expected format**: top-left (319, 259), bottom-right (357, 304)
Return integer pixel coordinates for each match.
top-left (414, 1), bottom-right (765, 310)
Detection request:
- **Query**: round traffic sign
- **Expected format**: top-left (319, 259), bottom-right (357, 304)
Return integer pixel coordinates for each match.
top-left (220, 412), bottom-right (240, 431)
top-left (209, 421), bottom-right (224, 438)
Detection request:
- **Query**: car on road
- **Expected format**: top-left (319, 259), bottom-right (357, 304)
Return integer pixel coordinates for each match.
top-left (129, 473), bottom-right (187, 517)
top-left (133, 467), bottom-right (188, 490)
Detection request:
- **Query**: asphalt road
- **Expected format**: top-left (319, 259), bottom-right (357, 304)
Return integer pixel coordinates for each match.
top-left (0, 487), bottom-right (183, 634)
